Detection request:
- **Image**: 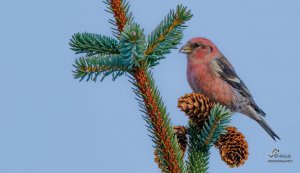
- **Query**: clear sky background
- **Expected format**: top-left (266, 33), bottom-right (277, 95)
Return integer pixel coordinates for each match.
top-left (0, 0), bottom-right (299, 172)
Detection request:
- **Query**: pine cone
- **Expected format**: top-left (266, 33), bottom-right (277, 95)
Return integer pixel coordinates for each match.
top-left (154, 126), bottom-right (187, 170)
top-left (173, 125), bottom-right (188, 154)
top-left (178, 93), bottom-right (215, 127)
top-left (214, 126), bottom-right (249, 168)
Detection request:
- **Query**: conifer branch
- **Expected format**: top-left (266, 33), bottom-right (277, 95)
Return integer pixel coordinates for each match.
top-left (119, 22), bottom-right (146, 68)
top-left (131, 68), bottom-right (184, 173)
top-left (70, 2), bottom-right (193, 173)
top-left (73, 55), bottom-right (129, 81)
top-left (70, 32), bottom-right (119, 56)
top-left (186, 149), bottom-right (209, 173)
top-left (185, 104), bottom-right (231, 173)
top-left (106, 1), bottom-right (187, 172)
top-left (186, 122), bottom-right (209, 173)
top-left (145, 5), bottom-right (192, 67)
top-left (199, 104), bottom-right (231, 147)
top-left (104, 0), bottom-right (133, 36)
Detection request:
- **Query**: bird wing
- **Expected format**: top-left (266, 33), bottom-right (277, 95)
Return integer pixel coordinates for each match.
top-left (209, 55), bottom-right (266, 116)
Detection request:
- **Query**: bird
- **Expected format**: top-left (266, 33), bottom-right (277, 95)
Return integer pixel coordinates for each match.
top-left (179, 37), bottom-right (280, 141)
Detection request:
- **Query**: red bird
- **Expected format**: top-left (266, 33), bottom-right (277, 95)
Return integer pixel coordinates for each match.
top-left (180, 37), bottom-right (280, 141)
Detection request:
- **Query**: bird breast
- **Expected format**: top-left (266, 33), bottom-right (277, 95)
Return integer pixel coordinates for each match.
top-left (187, 62), bottom-right (236, 107)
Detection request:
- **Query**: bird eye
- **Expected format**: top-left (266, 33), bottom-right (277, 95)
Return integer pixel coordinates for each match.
top-left (193, 43), bottom-right (202, 48)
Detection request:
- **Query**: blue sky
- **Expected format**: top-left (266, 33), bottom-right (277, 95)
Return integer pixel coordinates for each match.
top-left (0, 0), bottom-right (299, 172)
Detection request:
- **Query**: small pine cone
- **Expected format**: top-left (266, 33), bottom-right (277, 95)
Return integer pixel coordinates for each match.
top-left (215, 126), bottom-right (249, 168)
top-left (173, 126), bottom-right (188, 155)
top-left (178, 93), bottom-right (215, 127)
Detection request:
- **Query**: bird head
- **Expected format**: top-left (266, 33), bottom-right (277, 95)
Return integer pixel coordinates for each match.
top-left (179, 37), bottom-right (219, 61)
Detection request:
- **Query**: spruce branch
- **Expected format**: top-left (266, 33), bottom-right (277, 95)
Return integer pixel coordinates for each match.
top-left (104, 0), bottom-right (133, 36)
top-left (73, 54), bottom-right (129, 81)
top-left (131, 68), bottom-right (184, 173)
top-left (70, 2), bottom-right (193, 173)
top-left (186, 122), bottom-right (209, 173)
top-left (181, 99), bottom-right (231, 173)
top-left (154, 125), bottom-right (188, 172)
top-left (70, 32), bottom-right (119, 56)
top-left (119, 22), bottom-right (146, 68)
top-left (145, 5), bottom-right (192, 67)
top-left (186, 149), bottom-right (209, 173)
top-left (199, 104), bottom-right (231, 147)
top-left (105, 1), bottom-right (188, 171)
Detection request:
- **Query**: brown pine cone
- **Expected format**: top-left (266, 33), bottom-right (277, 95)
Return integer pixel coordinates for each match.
top-left (178, 93), bottom-right (215, 127)
top-left (214, 126), bottom-right (249, 168)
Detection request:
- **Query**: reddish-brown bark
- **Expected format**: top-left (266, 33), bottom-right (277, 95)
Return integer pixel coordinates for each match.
top-left (133, 68), bottom-right (180, 173)
top-left (110, 0), bottom-right (127, 32)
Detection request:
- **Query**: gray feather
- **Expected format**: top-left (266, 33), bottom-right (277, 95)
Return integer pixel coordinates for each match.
top-left (242, 105), bottom-right (280, 141)
top-left (256, 118), bottom-right (281, 141)
top-left (210, 56), bottom-right (266, 117)
top-left (210, 55), bottom-right (279, 140)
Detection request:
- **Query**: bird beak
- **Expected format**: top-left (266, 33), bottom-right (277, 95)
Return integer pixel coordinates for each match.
top-left (179, 44), bottom-right (192, 54)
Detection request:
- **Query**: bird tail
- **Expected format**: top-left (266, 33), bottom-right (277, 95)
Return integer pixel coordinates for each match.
top-left (256, 117), bottom-right (280, 141)
top-left (243, 105), bottom-right (280, 141)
